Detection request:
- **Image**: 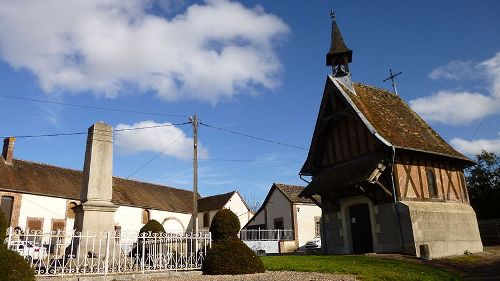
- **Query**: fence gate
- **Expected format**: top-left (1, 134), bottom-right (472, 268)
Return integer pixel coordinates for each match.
top-left (5, 228), bottom-right (211, 277)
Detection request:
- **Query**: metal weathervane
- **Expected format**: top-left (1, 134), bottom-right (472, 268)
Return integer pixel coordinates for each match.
top-left (383, 69), bottom-right (402, 95)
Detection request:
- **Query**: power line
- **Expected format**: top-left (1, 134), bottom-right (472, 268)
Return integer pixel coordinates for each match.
top-left (198, 158), bottom-right (286, 162)
top-left (0, 122), bottom-right (190, 139)
top-left (470, 88), bottom-right (500, 139)
top-left (0, 94), bottom-right (188, 118)
top-left (199, 122), bottom-right (308, 151)
top-left (125, 126), bottom-right (190, 179)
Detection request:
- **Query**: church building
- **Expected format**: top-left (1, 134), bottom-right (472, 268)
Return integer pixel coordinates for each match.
top-left (298, 12), bottom-right (483, 258)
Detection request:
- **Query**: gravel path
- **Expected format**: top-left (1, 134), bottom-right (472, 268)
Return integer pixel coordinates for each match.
top-left (151, 271), bottom-right (355, 281)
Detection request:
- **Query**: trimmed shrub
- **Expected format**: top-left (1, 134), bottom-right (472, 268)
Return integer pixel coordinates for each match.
top-left (0, 248), bottom-right (36, 281)
top-left (202, 238), bottom-right (265, 275)
top-left (209, 209), bottom-right (240, 242)
top-left (203, 209), bottom-right (264, 275)
top-left (0, 210), bottom-right (8, 243)
top-left (139, 219), bottom-right (165, 234)
top-left (0, 211), bottom-right (35, 281)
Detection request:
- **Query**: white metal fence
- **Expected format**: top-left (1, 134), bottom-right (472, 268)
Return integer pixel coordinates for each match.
top-left (239, 229), bottom-right (293, 241)
top-left (478, 219), bottom-right (500, 245)
top-left (5, 228), bottom-right (211, 277)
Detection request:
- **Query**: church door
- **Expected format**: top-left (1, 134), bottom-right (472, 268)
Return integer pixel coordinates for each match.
top-left (349, 204), bottom-right (373, 254)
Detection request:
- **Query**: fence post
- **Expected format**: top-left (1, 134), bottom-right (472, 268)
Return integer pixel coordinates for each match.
top-left (6, 227), bottom-right (12, 247)
top-left (277, 229), bottom-right (280, 241)
top-left (258, 228), bottom-right (260, 241)
top-left (104, 232), bottom-right (110, 275)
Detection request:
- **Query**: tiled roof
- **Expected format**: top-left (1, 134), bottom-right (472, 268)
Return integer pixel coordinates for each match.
top-left (346, 83), bottom-right (471, 162)
top-left (0, 159), bottom-right (194, 214)
top-left (274, 183), bottom-right (318, 204)
top-left (198, 191), bottom-right (235, 212)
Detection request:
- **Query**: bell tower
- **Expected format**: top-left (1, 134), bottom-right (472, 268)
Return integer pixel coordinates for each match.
top-left (326, 10), bottom-right (353, 77)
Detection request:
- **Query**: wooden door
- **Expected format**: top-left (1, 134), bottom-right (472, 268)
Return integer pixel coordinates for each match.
top-left (349, 204), bottom-right (373, 254)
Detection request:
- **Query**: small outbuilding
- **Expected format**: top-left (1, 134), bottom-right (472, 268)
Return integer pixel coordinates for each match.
top-left (298, 13), bottom-right (483, 258)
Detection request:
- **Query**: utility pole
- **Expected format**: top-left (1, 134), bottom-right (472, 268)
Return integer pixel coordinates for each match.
top-left (190, 114), bottom-right (199, 234)
top-left (383, 69), bottom-right (402, 95)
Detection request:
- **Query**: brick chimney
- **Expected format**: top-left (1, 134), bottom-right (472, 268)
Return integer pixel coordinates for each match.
top-left (2, 137), bottom-right (15, 165)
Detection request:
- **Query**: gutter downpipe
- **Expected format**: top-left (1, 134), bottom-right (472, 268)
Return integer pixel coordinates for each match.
top-left (391, 146), bottom-right (405, 253)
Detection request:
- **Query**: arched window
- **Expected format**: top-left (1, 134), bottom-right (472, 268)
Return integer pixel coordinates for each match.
top-left (66, 202), bottom-right (77, 219)
top-left (142, 209), bottom-right (150, 224)
top-left (426, 169), bottom-right (438, 198)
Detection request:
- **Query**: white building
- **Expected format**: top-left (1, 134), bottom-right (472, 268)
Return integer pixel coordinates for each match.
top-left (0, 136), bottom-right (251, 235)
top-left (243, 183), bottom-right (322, 251)
top-left (197, 191), bottom-right (252, 231)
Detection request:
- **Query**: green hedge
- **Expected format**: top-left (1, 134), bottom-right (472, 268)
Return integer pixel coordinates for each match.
top-left (0, 211), bottom-right (35, 281)
top-left (203, 209), bottom-right (265, 275)
top-left (209, 209), bottom-right (240, 242)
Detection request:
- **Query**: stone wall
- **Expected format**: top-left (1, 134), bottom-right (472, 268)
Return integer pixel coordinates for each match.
top-left (400, 201), bottom-right (483, 258)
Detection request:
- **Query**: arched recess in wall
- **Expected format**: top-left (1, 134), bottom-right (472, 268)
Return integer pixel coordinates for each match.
top-left (162, 217), bottom-right (185, 232)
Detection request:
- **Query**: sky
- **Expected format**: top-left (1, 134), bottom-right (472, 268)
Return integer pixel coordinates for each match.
top-left (0, 0), bottom-right (499, 204)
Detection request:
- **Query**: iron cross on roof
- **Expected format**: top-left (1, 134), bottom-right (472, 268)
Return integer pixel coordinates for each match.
top-left (382, 69), bottom-right (402, 95)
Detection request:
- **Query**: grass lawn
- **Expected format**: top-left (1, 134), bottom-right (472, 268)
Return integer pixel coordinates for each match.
top-left (261, 255), bottom-right (462, 281)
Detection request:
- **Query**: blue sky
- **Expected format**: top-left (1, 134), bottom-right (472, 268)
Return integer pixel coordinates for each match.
top-left (0, 0), bottom-right (499, 204)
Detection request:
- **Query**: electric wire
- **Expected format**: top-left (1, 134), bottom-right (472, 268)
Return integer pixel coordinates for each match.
top-left (199, 122), bottom-right (308, 151)
top-left (0, 122), bottom-right (191, 139)
top-left (125, 126), bottom-right (190, 179)
top-left (0, 94), bottom-right (188, 118)
top-left (470, 88), bottom-right (500, 139)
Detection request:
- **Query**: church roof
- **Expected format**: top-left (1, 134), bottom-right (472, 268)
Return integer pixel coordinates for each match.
top-left (0, 158), bottom-right (199, 214)
top-left (198, 191), bottom-right (236, 212)
top-left (347, 82), bottom-right (471, 162)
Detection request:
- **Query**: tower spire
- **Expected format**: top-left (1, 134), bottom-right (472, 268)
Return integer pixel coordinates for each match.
top-left (326, 10), bottom-right (353, 77)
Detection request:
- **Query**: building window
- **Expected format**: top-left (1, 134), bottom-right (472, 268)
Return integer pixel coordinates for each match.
top-left (142, 209), bottom-right (150, 224)
top-left (66, 202), bottom-right (77, 219)
top-left (0, 196), bottom-right (14, 226)
top-left (427, 169), bottom-right (438, 198)
top-left (26, 217), bottom-right (44, 244)
top-left (314, 216), bottom-right (321, 237)
top-left (203, 212), bottom-right (210, 228)
top-left (273, 217), bottom-right (284, 230)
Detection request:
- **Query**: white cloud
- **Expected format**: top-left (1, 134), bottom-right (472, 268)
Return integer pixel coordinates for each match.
top-left (0, 0), bottom-right (289, 104)
top-left (114, 120), bottom-right (208, 159)
top-left (428, 60), bottom-right (479, 81)
top-left (409, 90), bottom-right (498, 125)
top-left (411, 52), bottom-right (500, 125)
top-left (450, 134), bottom-right (500, 155)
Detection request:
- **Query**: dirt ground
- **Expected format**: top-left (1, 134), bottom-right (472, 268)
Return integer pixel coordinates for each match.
top-left (371, 245), bottom-right (500, 281)
top-left (434, 246), bottom-right (500, 281)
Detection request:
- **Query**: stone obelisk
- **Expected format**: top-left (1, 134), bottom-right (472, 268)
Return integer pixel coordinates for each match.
top-left (75, 122), bottom-right (118, 233)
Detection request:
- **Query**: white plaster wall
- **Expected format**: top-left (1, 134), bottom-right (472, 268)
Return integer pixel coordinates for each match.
top-left (196, 193), bottom-right (252, 231)
top-left (245, 208), bottom-right (265, 228)
top-left (152, 210), bottom-right (191, 232)
top-left (114, 206), bottom-right (142, 232)
top-left (265, 189), bottom-right (292, 229)
top-left (244, 189), bottom-right (292, 230)
top-left (295, 203), bottom-right (322, 246)
top-left (18, 194), bottom-right (72, 233)
top-left (114, 206), bottom-right (191, 233)
top-left (224, 193), bottom-right (252, 230)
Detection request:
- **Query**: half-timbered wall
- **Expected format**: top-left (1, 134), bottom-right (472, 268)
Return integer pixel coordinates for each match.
top-left (314, 88), bottom-right (380, 170)
top-left (394, 153), bottom-right (469, 203)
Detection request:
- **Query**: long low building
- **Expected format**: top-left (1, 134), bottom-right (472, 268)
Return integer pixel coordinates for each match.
top-left (0, 137), bottom-right (252, 234)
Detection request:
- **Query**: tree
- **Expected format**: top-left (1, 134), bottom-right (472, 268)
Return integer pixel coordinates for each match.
top-left (465, 151), bottom-right (500, 219)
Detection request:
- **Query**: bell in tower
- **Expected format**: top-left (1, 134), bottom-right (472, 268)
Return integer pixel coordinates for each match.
top-left (326, 10), bottom-right (353, 77)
